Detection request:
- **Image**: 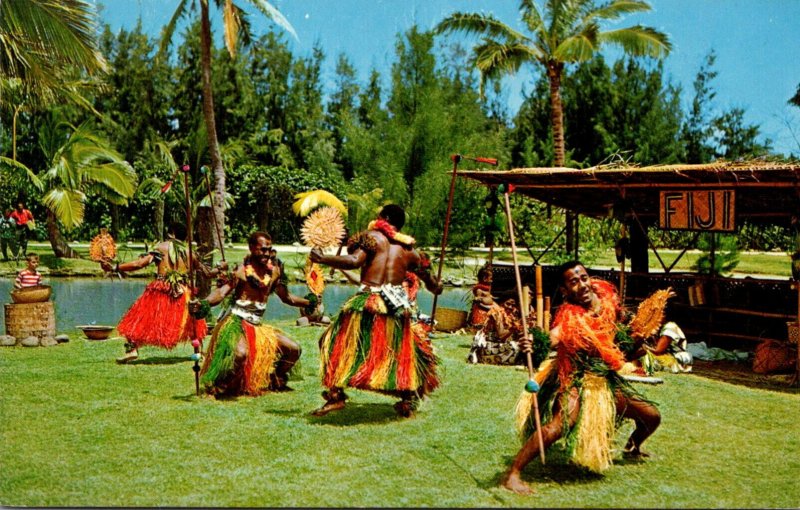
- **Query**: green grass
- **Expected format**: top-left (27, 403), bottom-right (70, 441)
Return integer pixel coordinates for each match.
top-left (1, 324), bottom-right (798, 507)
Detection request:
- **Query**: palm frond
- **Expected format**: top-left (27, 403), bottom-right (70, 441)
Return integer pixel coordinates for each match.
top-left (474, 40), bottom-right (538, 79)
top-left (43, 187), bottom-right (85, 230)
top-left (0, 157), bottom-right (44, 190)
top-left (222, 0), bottom-right (241, 56)
top-left (585, 0), bottom-right (653, 23)
top-left (554, 24), bottom-right (600, 62)
top-left (249, 0), bottom-right (297, 41)
top-left (0, 0), bottom-right (107, 86)
top-left (436, 12), bottom-right (529, 43)
top-left (157, 0), bottom-right (191, 60)
top-left (82, 162), bottom-right (138, 199)
top-left (519, 0), bottom-right (545, 33)
top-left (599, 25), bottom-right (671, 58)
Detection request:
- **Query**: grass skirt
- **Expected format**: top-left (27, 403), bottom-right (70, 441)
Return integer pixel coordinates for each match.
top-left (117, 280), bottom-right (207, 348)
top-left (319, 291), bottom-right (439, 396)
top-left (199, 314), bottom-right (281, 396)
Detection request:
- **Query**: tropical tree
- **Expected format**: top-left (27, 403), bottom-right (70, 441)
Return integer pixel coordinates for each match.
top-left (159, 0), bottom-right (296, 249)
top-left (436, 0), bottom-right (671, 252)
top-left (0, 0), bottom-right (107, 162)
top-left (9, 117), bottom-right (137, 258)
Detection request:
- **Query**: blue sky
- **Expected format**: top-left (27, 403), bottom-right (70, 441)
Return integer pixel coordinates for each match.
top-left (96, 0), bottom-right (800, 156)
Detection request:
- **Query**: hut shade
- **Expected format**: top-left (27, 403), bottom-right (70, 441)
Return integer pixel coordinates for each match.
top-left (457, 161), bottom-right (800, 227)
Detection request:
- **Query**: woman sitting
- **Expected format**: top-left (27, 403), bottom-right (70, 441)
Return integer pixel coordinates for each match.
top-left (467, 298), bottom-right (532, 366)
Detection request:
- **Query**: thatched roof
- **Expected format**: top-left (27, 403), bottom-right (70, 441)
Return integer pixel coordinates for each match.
top-left (457, 160), bottom-right (800, 227)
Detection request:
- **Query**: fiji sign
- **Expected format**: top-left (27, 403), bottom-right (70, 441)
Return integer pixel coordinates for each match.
top-left (659, 190), bottom-right (735, 231)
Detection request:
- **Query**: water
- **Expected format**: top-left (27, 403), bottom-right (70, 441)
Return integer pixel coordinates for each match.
top-left (0, 278), bottom-right (472, 333)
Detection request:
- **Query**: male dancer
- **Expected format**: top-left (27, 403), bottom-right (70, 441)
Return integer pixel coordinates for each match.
top-left (196, 231), bottom-right (314, 396)
top-left (101, 223), bottom-right (220, 363)
top-left (309, 204), bottom-right (442, 418)
top-left (501, 261), bottom-right (661, 494)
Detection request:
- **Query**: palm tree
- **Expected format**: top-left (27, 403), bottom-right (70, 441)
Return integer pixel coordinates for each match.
top-left (0, 0), bottom-right (107, 161)
top-left (4, 118), bottom-right (138, 258)
top-left (436, 0), bottom-right (671, 252)
top-left (159, 0), bottom-right (296, 250)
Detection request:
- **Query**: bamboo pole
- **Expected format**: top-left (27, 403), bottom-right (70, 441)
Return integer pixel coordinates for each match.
top-left (535, 265), bottom-right (543, 329)
top-left (502, 187), bottom-right (545, 464)
top-left (543, 296), bottom-right (551, 333)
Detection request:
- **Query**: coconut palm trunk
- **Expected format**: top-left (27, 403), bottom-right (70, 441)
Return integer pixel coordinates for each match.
top-left (199, 0), bottom-right (225, 250)
top-left (547, 61), bottom-right (576, 254)
top-left (46, 210), bottom-right (79, 258)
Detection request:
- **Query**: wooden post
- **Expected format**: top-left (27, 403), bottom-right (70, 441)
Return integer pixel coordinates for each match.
top-left (543, 296), bottom-right (551, 333)
top-left (535, 265), bottom-right (543, 329)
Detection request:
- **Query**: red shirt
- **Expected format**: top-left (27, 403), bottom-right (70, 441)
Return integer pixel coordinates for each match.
top-left (9, 209), bottom-right (34, 226)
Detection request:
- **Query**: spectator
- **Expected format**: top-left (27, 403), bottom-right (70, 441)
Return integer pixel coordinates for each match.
top-left (9, 202), bottom-right (35, 258)
top-left (0, 209), bottom-right (17, 261)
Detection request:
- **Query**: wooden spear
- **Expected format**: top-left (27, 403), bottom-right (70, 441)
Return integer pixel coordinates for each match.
top-left (181, 165), bottom-right (200, 396)
top-left (431, 154), bottom-right (498, 323)
top-left (501, 185), bottom-right (546, 464)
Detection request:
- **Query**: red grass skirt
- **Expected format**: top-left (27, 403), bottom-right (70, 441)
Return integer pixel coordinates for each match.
top-left (117, 280), bottom-right (207, 348)
top-left (319, 291), bottom-right (440, 397)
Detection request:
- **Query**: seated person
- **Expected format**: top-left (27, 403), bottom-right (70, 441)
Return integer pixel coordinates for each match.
top-left (468, 266), bottom-right (498, 328)
top-left (467, 298), bottom-right (533, 365)
top-left (628, 321), bottom-right (693, 374)
top-left (14, 253), bottom-right (43, 289)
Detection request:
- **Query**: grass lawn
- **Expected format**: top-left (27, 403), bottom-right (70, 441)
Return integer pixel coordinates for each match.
top-left (1, 322), bottom-right (798, 507)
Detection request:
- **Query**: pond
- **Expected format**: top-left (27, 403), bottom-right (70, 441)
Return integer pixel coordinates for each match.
top-left (0, 278), bottom-right (473, 334)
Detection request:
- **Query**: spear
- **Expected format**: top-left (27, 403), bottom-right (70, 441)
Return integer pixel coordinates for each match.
top-left (181, 164), bottom-right (200, 396)
top-left (431, 154), bottom-right (498, 323)
top-left (501, 183), bottom-right (546, 464)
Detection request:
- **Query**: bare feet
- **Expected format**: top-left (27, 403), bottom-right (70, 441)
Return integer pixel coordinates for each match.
top-left (393, 400), bottom-right (416, 418)
top-left (623, 445), bottom-right (651, 459)
top-left (311, 399), bottom-right (346, 416)
top-left (116, 349), bottom-right (138, 364)
top-left (500, 472), bottom-right (535, 495)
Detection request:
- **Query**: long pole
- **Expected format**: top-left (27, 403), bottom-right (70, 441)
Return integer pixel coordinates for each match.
top-left (430, 154), bottom-right (462, 323)
top-left (181, 165), bottom-right (200, 396)
top-left (502, 187), bottom-right (546, 464)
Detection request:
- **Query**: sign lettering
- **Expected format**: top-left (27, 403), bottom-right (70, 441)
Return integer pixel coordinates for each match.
top-left (659, 190), bottom-right (735, 231)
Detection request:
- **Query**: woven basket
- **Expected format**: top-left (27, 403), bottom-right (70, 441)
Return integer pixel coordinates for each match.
top-left (434, 307), bottom-right (467, 332)
top-left (10, 285), bottom-right (51, 304)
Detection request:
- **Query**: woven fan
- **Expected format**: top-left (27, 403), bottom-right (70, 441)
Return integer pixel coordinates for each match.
top-left (628, 287), bottom-right (673, 339)
top-left (300, 206), bottom-right (346, 249)
top-left (89, 229), bottom-right (117, 262)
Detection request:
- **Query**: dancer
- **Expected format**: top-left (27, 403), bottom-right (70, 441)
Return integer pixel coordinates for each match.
top-left (501, 261), bottom-right (661, 495)
top-left (195, 231), bottom-right (314, 396)
top-left (309, 204), bottom-right (442, 418)
top-left (100, 223), bottom-right (220, 363)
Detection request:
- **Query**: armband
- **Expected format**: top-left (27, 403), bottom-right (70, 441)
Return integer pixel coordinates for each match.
top-left (347, 232), bottom-right (378, 255)
top-left (191, 299), bottom-right (211, 320)
top-left (149, 251), bottom-right (164, 265)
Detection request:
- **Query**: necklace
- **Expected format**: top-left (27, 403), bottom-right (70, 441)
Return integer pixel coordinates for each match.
top-left (244, 258), bottom-right (273, 288)
top-left (369, 219), bottom-right (415, 246)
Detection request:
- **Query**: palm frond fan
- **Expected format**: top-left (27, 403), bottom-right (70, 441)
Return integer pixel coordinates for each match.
top-left (299, 206), bottom-right (346, 249)
top-left (89, 228), bottom-right (117, 262)
top-left (293, 190), bottom-right (348, 298)
top-left (628, 287), bottom-right (674, 339)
